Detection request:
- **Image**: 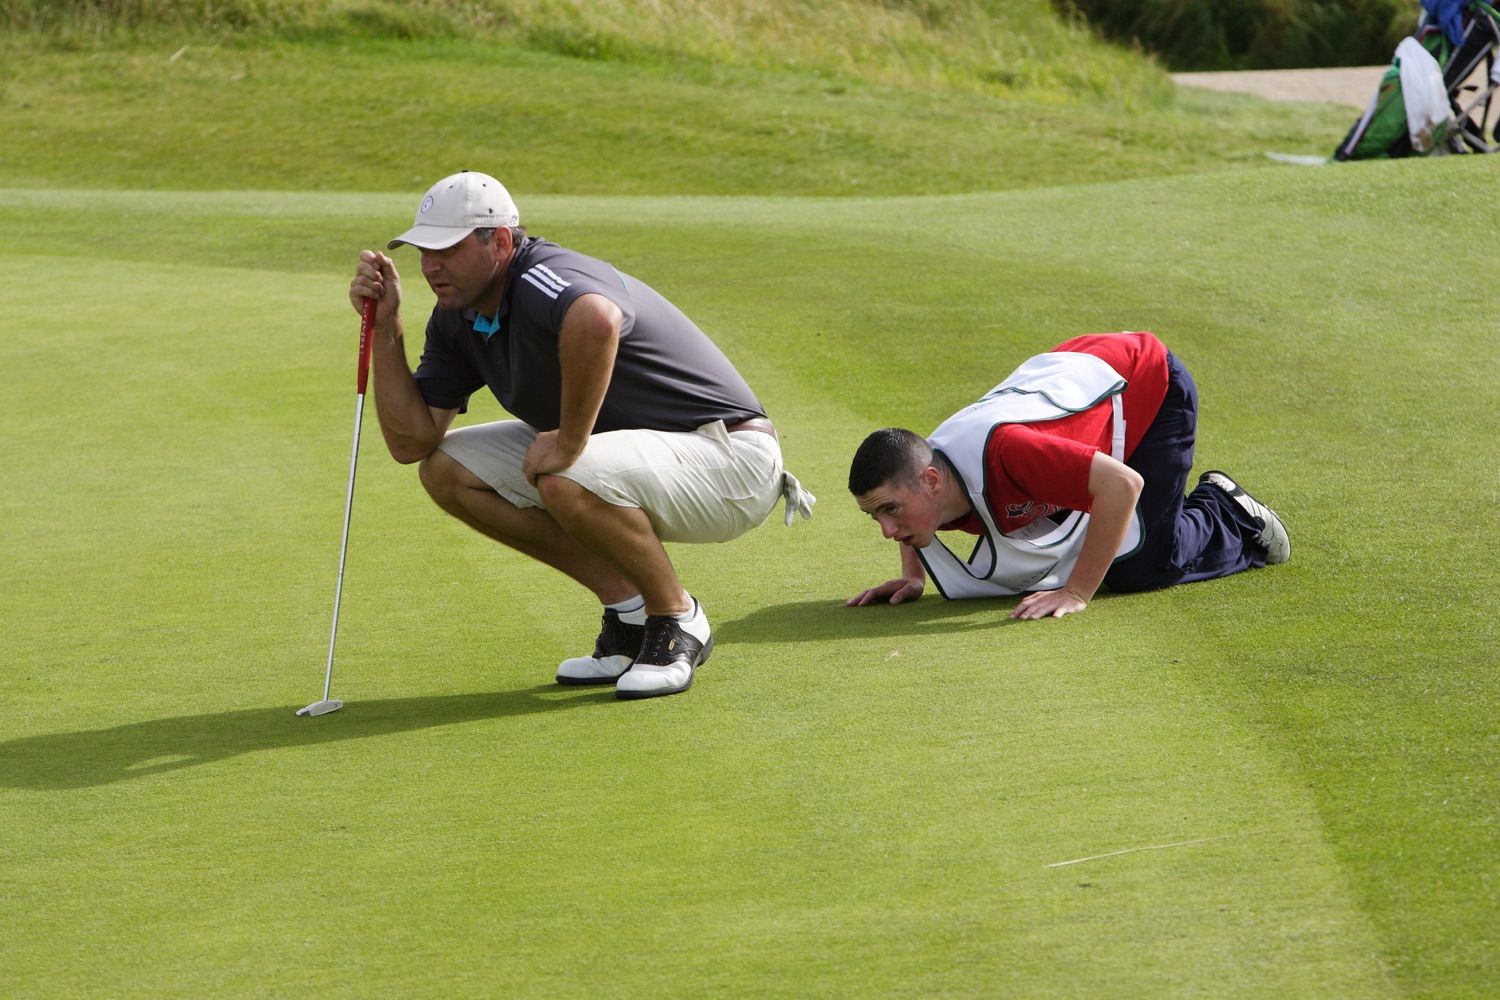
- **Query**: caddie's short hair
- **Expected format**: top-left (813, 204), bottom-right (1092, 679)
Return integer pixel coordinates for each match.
top-left (848, 428), bottom-right (932, 496)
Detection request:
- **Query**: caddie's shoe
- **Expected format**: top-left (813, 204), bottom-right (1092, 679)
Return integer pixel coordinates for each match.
top-left (615, 601), bottom-right (713, 700)
top-left (1200, 470), bottom-right (1291, 565)
top-left (557, 607), bottom-right (645, 685)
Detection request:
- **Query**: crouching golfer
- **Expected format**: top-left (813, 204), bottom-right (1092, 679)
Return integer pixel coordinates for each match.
top-left (349, 170), bottom-right (813, 698)
top-left (846, 331), bottom-right (1287, 617)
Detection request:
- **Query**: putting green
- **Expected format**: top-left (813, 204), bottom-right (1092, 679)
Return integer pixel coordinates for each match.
top-left (2, 170), bottom-right (1494, 995)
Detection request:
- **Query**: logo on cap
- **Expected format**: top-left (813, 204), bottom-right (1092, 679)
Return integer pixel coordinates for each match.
top-left (420, 195), bottom-right (434, 215)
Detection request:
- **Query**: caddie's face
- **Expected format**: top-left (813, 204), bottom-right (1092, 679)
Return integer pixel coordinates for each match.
top-left (856, 471), bottom-right (945, 549)
top-left (419, 231), bottom-right (508, 312)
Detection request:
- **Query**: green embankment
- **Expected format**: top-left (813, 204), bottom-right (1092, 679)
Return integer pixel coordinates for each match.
top-left (0, 1), bottom-right (1354, 195)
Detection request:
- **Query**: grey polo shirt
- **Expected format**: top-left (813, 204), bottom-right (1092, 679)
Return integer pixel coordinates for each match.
top-left (412, 237), bottom-right (766, 433)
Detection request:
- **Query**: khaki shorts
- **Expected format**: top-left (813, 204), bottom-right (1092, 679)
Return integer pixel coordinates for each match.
top-left (437, 419), bottom-right (785, 543)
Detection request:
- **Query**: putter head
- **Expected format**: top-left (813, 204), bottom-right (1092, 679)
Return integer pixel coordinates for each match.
top-left (296, 699), bottom-right (344, 717)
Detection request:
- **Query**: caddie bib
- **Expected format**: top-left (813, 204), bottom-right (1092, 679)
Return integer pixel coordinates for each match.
top-left (918, 351), bottom-right (1144, 598)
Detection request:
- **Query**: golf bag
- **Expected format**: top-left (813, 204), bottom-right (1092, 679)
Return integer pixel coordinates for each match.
top-left (1335, 0), bottom-right (1500, 159)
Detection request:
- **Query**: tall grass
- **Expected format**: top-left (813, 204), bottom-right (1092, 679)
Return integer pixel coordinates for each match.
top-left (0, 0), bottom-right (1171, 104)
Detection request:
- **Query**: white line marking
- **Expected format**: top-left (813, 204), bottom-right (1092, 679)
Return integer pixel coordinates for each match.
top-left (1046, 831), bottom-right (1263, 868)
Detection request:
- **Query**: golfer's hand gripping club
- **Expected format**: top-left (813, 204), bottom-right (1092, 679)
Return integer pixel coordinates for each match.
top-left (357, 296), bottom-right (376, 394)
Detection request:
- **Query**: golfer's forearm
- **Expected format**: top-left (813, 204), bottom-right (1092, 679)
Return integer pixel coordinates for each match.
top-left (371, 321), bottom-right (442, 462)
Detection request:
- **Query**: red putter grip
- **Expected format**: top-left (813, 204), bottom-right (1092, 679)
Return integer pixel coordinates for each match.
top-left (356, 297), bottom-right (376, 394)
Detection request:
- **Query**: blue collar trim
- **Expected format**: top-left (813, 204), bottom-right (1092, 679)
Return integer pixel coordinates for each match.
top-left (472, 310), bottom-right (501, 337)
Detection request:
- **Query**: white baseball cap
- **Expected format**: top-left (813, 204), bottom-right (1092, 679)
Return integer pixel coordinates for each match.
top-left (387, 171), bottom-right (521, 250)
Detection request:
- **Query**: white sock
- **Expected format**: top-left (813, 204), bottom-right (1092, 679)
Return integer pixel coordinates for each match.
top-left (607, 595), bottom-right (645, 625)
top-left (670, 597), bottom-right (710, 643)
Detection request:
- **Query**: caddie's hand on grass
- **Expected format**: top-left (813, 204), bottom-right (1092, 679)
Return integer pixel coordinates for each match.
top-left (350, 250), bottom-right (402, 330)
top-left (1010, 587), bottom-right (1087, 620)
top-left (845, 576), bottom-right (925, 606)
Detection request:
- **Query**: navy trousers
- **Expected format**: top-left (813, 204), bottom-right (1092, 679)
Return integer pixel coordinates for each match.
top-left (1103, 352), bottom-right (1265, 594)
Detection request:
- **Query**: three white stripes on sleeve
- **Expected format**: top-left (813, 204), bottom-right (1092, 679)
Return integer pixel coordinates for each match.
top-left (520, 263), bottom-right (571, 300)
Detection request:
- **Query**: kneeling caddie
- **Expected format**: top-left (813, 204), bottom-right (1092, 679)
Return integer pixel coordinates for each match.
top-left (846, 331), bottom-right (1288, 617)
top-left (350, 171), bottom-right (814, 699)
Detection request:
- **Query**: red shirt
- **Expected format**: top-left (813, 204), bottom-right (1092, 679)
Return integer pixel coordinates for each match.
top-left (943, 332), bottom-right (1170, 534)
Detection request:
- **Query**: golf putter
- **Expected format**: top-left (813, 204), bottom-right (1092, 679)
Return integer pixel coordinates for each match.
top-left (298, 296), bottom-right (377, 717)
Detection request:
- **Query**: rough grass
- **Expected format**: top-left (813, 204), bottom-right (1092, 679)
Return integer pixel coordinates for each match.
top-left (0, 0), bottom-right (1167, 103)
top-left (0, 38), bottom-right (1354, 197)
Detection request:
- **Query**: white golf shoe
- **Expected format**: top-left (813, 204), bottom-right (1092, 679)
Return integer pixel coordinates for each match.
top-left (1200, 470), bottom-right (1291, 564)
top-left (556, 607), bottom-right (646, 685)
top-left (615, 600), bottom-right (712, 700)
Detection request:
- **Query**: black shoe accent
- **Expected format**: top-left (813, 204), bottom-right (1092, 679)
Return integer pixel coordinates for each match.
top-left (554, 608), bottom-right (645, 686)
top-left (632, 614), bottom-right (713, 670)
top-left (595, 608), bottom-right (646, 658)
top-left (1198, 470), bottom-right (1290, 564)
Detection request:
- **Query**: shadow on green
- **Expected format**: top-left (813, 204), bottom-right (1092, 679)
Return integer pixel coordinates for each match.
top-left (6, 598), bottom-right (1050, 792)
top-left (0, 685), bottom-right (615, 791)
top-left (718, 595), bottom-right (1046, 643)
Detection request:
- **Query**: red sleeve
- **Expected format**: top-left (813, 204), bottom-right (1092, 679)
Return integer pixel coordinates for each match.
top-left (989, 424), bottom-right (1098, 512)
top-left (1049, 332), bottom-right (1169, 457)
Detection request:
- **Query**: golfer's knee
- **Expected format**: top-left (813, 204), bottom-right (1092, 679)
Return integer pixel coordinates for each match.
top-left (538, 476), bottom-right (623, 531)
top-left (418, 450), bottom-right (464, 509)
top-left (535, 473), bottom-right (582, 513)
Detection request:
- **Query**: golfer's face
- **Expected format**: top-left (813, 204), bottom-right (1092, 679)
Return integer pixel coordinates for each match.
top-left (420, 232), bottom-right (504, 311)
top-left (856, 478), bottom-right (943, 549)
